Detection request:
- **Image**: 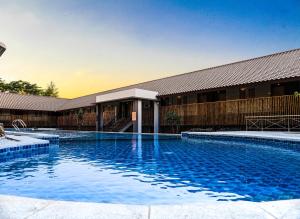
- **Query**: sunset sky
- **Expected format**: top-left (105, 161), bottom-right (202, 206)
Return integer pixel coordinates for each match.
top-left (0, 0), bottom-right (299, 98)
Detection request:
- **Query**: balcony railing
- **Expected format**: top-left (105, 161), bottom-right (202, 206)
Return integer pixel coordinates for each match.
top-left (245, 115), bottom-right (300, 131)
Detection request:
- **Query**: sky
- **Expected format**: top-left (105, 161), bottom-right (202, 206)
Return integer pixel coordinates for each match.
top-left (0, 0), bottom-right (299, 98)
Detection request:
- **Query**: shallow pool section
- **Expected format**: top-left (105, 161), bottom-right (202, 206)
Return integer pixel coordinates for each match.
top-left (0, 132), bottom-right (299, 204)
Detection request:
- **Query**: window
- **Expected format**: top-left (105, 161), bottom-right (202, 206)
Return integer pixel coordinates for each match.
top-left (160, 97), bottom-right (170, 106)
top-left (176, 96), bottom-right (182, 105)
top-left (240, 88), bottom-right (246, 99)
top-left (218, 90), bottom-right (226, 101)
top-left (271, 81), bottom-right (300, 96)
top-left (197, 93), bottom-right (207, 103)
top-left (248, 87), bottom-right (255, 98)
top-left (197, 90), bottom-right (226, 103)
top-left (183, 96), bottom-right (188, 104)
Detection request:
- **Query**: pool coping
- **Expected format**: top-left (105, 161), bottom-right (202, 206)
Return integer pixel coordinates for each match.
top-left (0, 195), bottom-right (299, 219)
top-left (0, 135), bottom-right (50, 160)
top-left (0, 135), bottom-right (49, 149)
top-left (182, 131), bottom-right (300, 143)
top-left (5, 131), bottom-right (59, 144)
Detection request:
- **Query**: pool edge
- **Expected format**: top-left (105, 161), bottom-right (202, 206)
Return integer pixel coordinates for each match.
top-left (0, 194), bottom-right (299, 219)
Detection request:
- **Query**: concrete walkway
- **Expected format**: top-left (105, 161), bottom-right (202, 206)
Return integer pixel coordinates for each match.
top-left (0, 135), bottom-right (48, 149)
top-left (183, 131), bottom-right (300, 142)
top-left (0, 195), bottom-right (299, 219)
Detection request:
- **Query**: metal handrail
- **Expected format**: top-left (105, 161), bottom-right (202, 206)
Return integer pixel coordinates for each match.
top-left (0, 123), bottom-right (5, 137)
top-left (12, 119), bottom-right (27, 131)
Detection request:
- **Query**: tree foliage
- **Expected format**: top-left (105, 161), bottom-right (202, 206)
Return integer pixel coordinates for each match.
top-left (0, 78), bottom-right (59, 97)
top-left (43, 81), bottom-right (59, 97)
top-left (165, 111), bottom-right (181, 133)
top-left (75, 108), bottom-right (84, 130)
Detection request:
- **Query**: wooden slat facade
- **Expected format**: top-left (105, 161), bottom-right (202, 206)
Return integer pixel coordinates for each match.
top-left (2, 95), bottom-right (300, 132)
top-left (0, 109), bottom-right (57, 128)
top-left (56, 106), bottom-right (115, 130)
top-left (159, 95), bottom-right (300, 129)
top-left (57, 112), bottom-right (97, 129)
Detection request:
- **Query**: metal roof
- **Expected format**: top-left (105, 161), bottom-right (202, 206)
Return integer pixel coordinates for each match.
top-left (0, 92), bottom-right (68, 111)
top-left (0, 48), bottom-right (300, 111)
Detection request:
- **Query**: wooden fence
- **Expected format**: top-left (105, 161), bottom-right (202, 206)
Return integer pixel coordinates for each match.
top-left (159, 95), bottom-right (300, 128)
top-left (2, 95), bottom-right (300, 130)
top-left (57, 111), bottom-right (96, 129)
top-left (0, 110), bottom-right (57, 128)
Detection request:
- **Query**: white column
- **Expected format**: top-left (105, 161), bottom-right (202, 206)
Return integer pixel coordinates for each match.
top-left (114, 104), bottom-right (117, 122)
top-left (99, 104), bottom-right (104, 131)
top-left (153, 101), bottom-right (159, 133)
top-left (96, 104), bottom-right (99, 131)
top-left (96, 104), bottom-right (104, 131)
top-left (137, 99), bottom-right (142, 133)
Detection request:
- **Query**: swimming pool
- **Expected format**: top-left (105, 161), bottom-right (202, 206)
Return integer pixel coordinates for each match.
top-left (0, 132), bottom-right (299, 204)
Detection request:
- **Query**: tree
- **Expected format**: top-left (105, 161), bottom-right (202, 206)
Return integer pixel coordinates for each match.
top-left (5, 80), bottom-right (43, 95)
top-left (165, 111), bottom-right (181, 133)
top-left (43, 81), bottom-right (59, 97)
top-left (22, 82), bottom-right (43, 95)
top-left (0, 79), bottom-right (59, 97)
top-left (75, 108), bottom-right (84, 130)
top-left (0, 78), bottom-right (6, 92)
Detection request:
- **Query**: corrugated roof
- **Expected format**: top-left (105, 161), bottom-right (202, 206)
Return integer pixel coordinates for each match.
top-left (0, 92), bottom-right (68, 111)
top-left (1, 48), bottom-right (300, 111)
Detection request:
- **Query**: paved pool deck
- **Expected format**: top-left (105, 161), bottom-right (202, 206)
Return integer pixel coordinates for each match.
top-left (0, 195), bottom-right (299, 219)
top-left (183, 131), bottom-right (300, 142)
top-left (5, 131), bottom-right (59, 144)
top-left (0, 135), bottom-right (48, 149)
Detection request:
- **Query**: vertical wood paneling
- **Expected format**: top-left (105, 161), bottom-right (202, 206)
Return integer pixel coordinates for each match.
top-left (160, 95), bottom-right (300, 127)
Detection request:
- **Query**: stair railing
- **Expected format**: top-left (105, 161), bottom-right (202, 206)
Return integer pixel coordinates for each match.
top-left (12, 119), bottom-right (27, 131)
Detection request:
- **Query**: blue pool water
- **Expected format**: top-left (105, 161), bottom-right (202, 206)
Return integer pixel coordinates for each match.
top-left (0, 132), bottom-right (300, 204)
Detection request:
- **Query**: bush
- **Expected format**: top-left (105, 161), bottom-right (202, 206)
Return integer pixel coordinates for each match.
top-left (165, 111), bottom-right (181, 133)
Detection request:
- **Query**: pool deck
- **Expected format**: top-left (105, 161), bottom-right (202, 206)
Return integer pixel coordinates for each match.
top-left (0, 135), bottom-right (48, 149)
top-left (183, 131), bottom-right (300, 142)
top-left (5, 131), bottom-right (59, 144)
top-left (0, 195), bottom-right (299, 219)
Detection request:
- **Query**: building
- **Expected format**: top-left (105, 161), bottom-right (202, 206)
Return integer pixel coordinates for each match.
top-left (1, 48), bottom-right (300, 133)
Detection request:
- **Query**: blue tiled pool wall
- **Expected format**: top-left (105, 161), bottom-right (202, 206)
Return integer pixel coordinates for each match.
top-left (182, 133), bottom-right (300, 153)
top-left (9, 129), bottom-right (180, 141)
top-left (57, 132), bottom-right (180, 142)
top-left (0, 143), bottom-right (51, 162)
top-left (38, 136), bottom-right (59, 144)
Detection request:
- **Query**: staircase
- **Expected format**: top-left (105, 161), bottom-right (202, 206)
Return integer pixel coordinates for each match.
top-left (104, 118), bottom-right (132, 132)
